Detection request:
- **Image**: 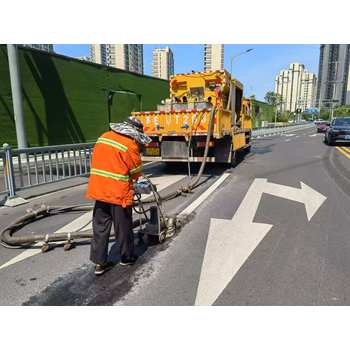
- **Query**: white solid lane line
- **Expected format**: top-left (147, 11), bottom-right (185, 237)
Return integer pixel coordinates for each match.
top-left (179, 173), bottom-right (230, 216)
top-left (0, 174), bottom-right (187, 270)
top-left (0, 172), bottom-right (230, 271)
top-left (143, 175), bottom-right (186, 200)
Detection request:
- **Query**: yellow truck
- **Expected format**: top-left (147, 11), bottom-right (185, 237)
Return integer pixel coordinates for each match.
top-left (133, 70), bottom-right (252, 165)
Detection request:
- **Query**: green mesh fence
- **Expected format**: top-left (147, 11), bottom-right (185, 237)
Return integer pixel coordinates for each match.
top-left (0, 45), bottom-right (168, 147)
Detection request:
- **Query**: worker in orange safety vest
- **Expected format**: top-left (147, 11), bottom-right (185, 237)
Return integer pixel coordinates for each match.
top-left (86, 117), bottom-right (151, 275)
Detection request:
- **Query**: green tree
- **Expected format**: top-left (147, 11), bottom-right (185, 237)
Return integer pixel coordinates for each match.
top-left (334, 105), bottom-right (350, 116)
top-left (302, 111), bottom-right (314, 121)
top-left (264, 91), bottom-right (283, 107)
top-left (264, 91), bottom-right (283, 124)
top-left (277, 112), bottom-right (289, 123)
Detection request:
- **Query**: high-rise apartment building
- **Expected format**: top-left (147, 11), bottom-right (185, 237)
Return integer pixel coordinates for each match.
top-left (204, 44), bottom-right (224, 72)
top-left (275, 63), bottom-right (317, 112)
top-left (21, 44), bottom-right (54, 52)
top-left (90, 44), bottom-right (105, 65)
top-left (316, 44), bottom-right (350, 107)
top-left (300, 71), bottom-right (317, 111)
top-left (90, 44), bottom-right (143, 74)
top-left (152, 47), bottom-right (174, 80)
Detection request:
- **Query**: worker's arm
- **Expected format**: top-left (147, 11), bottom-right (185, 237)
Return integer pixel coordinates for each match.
top-left (122, 143), bottom-right (143, 181)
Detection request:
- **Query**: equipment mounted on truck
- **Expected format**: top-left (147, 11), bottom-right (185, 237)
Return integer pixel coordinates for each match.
top-left (133, 70), bottom-right (252, 165)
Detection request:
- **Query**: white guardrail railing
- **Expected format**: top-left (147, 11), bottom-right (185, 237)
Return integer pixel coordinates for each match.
top-left (0, 143), bottom-right (94, 200)
top-left (251, 123), bottom-right (313, 138)
top-left (0, 123), bottom-right (314, 200)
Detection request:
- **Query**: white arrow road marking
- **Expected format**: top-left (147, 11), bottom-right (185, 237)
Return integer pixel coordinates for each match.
top-left (284, 134), bottom-right (296, 137)
top-left (263, 181), bottom-right (326, 221)
top-left (195, 178), bottom-right (326, 306)
top-left (309, 134), bottom-right (319, 137)
top-left (0, 174), bottom-right (187, 269)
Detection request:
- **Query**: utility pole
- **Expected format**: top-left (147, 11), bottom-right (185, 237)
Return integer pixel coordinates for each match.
top-left (274, 107), bottom-right (278, 125)
top-left (228, 48), bottom-right (254, 126)
top-left (229, 48), bottom-right (253, 77)
top-left (7, 44), bottom-right (27, 149)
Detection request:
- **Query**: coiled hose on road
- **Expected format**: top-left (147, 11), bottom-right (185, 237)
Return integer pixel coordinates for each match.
top-left (0, 204), bottom-right (147, 249)
top-left (0, 107), bottom-right (216, 249)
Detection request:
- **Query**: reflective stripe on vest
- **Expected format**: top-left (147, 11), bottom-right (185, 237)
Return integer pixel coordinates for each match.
top-left (130, 165), bottom-right (143, 175)
top-left (90, 168), bottom-right (129, 181)
top-left (96, 137), bottom-right (128, 152)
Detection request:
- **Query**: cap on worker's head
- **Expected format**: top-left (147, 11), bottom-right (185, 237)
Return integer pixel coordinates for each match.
top-left (126, 116), bottom-right (144, 133)
top-left (109, 116), bottom-right (152, 145)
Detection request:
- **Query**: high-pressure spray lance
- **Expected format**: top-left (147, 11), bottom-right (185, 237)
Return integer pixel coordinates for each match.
top-left (0, 107), bottom-right (216, 252)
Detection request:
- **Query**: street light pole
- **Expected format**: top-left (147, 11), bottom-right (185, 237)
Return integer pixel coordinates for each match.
top-left (229, 48), bottom-right (253, 77)
top-left (228, 48), bottom-right (254, 126)
top-left (7, 44), bottom-right (27, 149)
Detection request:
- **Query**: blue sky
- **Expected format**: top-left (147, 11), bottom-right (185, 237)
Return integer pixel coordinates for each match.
top-left (54, 44), bottom-right (320, 101)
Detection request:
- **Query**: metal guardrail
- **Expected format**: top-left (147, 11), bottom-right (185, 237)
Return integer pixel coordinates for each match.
top-left (0, 150), bottom-right (8, 197)
top-left (0, 142), bottom-right (94, 199)
top-left (251, 123), bottom-right (313, 138)
top-left (0, 123), bottom-right (313, 200)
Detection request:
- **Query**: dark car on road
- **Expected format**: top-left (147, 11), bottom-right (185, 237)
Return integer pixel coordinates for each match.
top-left (325, 117), bottom-right (350, 145)
top-left (316, 121), bottom-right (330, 133)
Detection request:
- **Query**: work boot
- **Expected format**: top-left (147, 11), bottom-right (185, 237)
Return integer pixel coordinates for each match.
top-left (94, 262), bottom-right (114, 276)
top-left (120, 255), bottom-right (138, 266)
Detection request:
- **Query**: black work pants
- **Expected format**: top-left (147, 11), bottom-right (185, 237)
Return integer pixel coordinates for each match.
top-left (90, 200), bottom-right (134, 265)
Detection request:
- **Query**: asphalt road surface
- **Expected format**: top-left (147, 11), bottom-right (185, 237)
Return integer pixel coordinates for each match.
top-left (2, 125), bottom-right (350, 305)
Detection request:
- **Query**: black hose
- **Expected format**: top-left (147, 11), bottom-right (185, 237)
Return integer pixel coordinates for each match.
top-left (139, 107), bottom-right (216, 204)
top-left (0, 203), bottom-right (147, 248)
top-left (1, 108), bottom-right (216, 249)
top-left (188, 107), bottom-right (215, 189)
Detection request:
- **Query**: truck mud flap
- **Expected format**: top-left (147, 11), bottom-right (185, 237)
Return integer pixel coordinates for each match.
top-left (214, 137), bottom-right (231, 163)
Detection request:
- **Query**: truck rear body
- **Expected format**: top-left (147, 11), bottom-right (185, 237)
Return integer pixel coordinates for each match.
top-left (133, 70), bottom-right (252, 163)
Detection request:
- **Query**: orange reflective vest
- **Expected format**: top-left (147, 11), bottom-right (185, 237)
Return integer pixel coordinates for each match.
top-left (86, 130), bottom-right (143, 207)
